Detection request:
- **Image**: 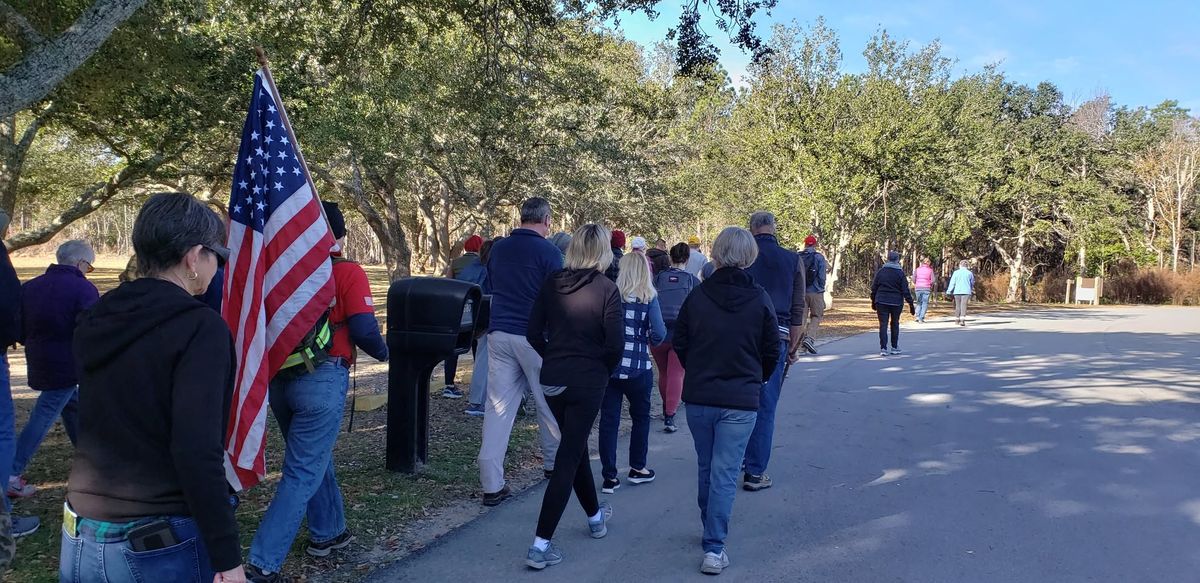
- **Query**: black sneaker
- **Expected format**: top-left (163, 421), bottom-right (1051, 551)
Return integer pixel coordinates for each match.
top-left (482, 485), bottom-right (512, 507)
top-left (743, 473), bottom-right (772, 491)
top-left (247, 565), bottom-right (292, 583)
top-left (627, 468), bottom-right (656, 484)
top-left (442, 385), bottom-right (464, 399)
top-left (664, 415), bottom-right (678, 433)
top-left (803, 337), bottom-right (818, 354)
top-left (307, 529), bottom-right (353, 557)
top-left (601, 478), bottom-right (620, 494)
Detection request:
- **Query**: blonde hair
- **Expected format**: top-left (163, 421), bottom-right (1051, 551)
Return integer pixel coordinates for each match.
top-left (617, 252), bottom-right (657, 303)
top-left (711, 226), bottom-right (758, 269)
top-left (565, 223), bottom-right (613, 272)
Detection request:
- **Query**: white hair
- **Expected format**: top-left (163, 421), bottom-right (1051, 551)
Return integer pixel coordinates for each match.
top-left (56, 240), bottom-right (95, 267)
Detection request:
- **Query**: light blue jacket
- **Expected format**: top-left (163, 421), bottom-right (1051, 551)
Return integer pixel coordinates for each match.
top-left (946, 267), bottom-right (975, 295)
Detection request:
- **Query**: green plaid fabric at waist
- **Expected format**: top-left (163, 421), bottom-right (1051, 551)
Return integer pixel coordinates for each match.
top-left (77, 516), bottom-right (158, 543)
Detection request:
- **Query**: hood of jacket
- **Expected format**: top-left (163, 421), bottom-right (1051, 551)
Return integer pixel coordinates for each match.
top-left (74, 278), bottom-right (210, 371)
top-left (551, 268), bottom-right (603, 294)
top-left (700, 267), bottom-right (764, 313)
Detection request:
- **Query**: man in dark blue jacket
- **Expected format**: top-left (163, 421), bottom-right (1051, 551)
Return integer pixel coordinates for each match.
top-left (742, 212), bottom-right (806, 492)
top-left (477, 197), bottom-right (562, 506)
top-left (8, 241), bottom-right (99, 500)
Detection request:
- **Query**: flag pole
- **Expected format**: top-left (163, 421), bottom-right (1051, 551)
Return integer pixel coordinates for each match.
top-left (253, 46), bottom-right (335, 235)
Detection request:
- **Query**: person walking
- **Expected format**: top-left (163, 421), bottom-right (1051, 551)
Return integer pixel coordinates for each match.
top-left (478, 197), bottom-right (563, 506)
top-left (247, 202), bottom-right (388, 583)
top-left (871, 251), bottom-right (915, 356)
top-left (62, 193), bottom-right (245, 583)
top-left (599, 253), bottom-right (666, 494)
top-left (674, 226), bottom-right (781, 576)
top-left (647, 238), bottom-right (671, 275)
top-left (742, 212), bottom-right (805, 492)
top-left (464, 237), bottom-right (502, 417)
top-left (798, 234), bottom-right (827, 355)
top-left (523, 224), bottom-right (622, 570)
top-left (8, 240), bottom-right (99, 501)
top-left (946, 259), bottom-right (975, 326)
top-left (0, 209), bottom-right (35, 563)
top-left (913, 257), bottom-right (935, 323)
top-left (442, 235), bottom-right (487, 399)
top-left (684, 236), bottom-right (707, 278)
top-left (651, 243), bottom-right (699, 433)
top-left (605, 230), bottom-right (625, 282)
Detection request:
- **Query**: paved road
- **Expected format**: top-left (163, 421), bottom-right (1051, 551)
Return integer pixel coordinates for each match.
top-left (368, 307), bottom-right (1200, 582)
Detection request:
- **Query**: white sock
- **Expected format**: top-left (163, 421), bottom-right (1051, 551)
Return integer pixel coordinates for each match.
top-left (533, 537), bottom-right (550, 551)
top-left (588, 509), bottom-right (604, 524)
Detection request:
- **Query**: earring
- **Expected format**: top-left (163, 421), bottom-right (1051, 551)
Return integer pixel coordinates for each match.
top-left (187, 271), bottom-right (198, 281)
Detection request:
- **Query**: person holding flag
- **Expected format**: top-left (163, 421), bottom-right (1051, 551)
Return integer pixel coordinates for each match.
top-left (219, 65), bottom-right (387, 582)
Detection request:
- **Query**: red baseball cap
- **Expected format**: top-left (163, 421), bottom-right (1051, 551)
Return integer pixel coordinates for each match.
top-left (804, 234), bottom-right (818, 247)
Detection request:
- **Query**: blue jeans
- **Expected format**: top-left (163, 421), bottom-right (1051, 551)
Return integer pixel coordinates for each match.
top-left (60, 516), bottom-right (214, 582)
top-left (468, 335), bottom-right (488, 406)
top-left (599, 370), bottom-right (652, 480)
top-left (0, 354), bottom-right (13, 513)
top-left (915, 290), bottom-right (931, 321)
top-left (12, 387), bottom-right (78, 476)
top-left (742, 339), bottom-right (786, 476)
top-left (686, 404), bottom-right (756, 555)
top-left (249, 361), bottom-right (349, 572)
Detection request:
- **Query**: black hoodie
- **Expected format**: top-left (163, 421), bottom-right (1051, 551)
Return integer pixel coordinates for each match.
top-left (673, 267), bottom-right (782, 411)
top-left (69, 278), bottom-right (240, 572)
top-left (527, 268), bottom-right (623, 389)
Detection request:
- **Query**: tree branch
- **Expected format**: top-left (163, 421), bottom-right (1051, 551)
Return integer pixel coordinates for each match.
top-left (0, 1), bottom-right (45, 49)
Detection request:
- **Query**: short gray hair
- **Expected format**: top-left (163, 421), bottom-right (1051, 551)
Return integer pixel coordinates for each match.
top-left (133, 193), bottom-right (226, 277)
top-left (519, 197), bottom-right (551, 225)
top-left (959, 259), bottom-right (970, 269)
top-left (548, 232), bottom-right (572, 254)
top-left (711, 226), bottom-right (759, 270)
top-left (748, 211), bottom-right (776, 233)
top-left (56, 240), bottom-right (95, 266)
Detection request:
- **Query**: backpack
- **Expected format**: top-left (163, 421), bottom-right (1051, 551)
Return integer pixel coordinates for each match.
top-left (275, 257), bottom-right (350, 379)
top-left (801, 251), bottom-right (821, 289)
top-left (655, 269), bottom-right (697, 326)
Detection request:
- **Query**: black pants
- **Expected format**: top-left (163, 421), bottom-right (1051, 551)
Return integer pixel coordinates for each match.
top-left (443, 339), bottom-right (478, 385)
top-left (877, 303), bottom-right (902, 349)
top-left (536, 386), bottom-right (603, 539)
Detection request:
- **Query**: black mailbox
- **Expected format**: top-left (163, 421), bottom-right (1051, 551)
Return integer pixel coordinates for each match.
top-left (386, 278), bottom-right (482, 472)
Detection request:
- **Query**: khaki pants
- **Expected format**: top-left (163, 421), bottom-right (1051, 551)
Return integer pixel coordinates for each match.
top-left (802, 292), bottom-right (826, 341)
top-left (478, 331), bottom-right (561, 493)
top-left (954, 295), bottom-right (970, 319)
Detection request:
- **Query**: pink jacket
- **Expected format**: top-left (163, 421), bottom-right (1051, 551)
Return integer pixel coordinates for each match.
top-left (914, 265), bottom-right (935, 290)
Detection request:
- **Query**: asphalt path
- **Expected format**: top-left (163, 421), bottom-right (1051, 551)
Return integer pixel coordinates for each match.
top-left (368, 306), bottom-right (1200, 582)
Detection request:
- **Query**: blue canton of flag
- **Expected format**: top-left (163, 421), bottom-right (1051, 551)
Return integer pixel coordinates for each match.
top-left (229, 74), bottom-right (308, 230)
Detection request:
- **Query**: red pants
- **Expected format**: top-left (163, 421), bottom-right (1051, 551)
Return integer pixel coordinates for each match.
top-left (650, 342), bottom-right (685, 417)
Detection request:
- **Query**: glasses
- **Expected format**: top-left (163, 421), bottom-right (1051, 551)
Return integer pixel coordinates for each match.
top-left (80, 260), bottom-right (94, 274)
top-left (202, 244), bottom-right (229, 268)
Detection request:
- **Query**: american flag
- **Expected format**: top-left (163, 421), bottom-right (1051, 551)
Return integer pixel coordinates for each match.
top-left (222, 69), bottom-right (336, 491)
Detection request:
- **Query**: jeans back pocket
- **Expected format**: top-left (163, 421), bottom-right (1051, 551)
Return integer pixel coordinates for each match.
top-left (121, 537), bottom-right (201, 583)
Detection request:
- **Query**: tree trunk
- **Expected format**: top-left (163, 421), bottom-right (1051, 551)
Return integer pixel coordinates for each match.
top-left (0, 111), bottom-right (45, 216)
top-left (826, 222), bottom-right (853, 311)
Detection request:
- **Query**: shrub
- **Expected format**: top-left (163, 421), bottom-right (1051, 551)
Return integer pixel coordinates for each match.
top-left (976, 271), bottom-right (1010, 302)
top-left (1106, 263), bottom-right (1200, 305)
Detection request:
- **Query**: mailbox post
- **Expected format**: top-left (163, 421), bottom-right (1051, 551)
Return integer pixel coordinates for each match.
top-left (386, 278), bottom-right (482, 473)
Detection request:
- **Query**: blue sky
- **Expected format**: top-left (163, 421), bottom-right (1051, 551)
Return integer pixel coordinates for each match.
top-left (614, 0), bottom-right (1200, 112)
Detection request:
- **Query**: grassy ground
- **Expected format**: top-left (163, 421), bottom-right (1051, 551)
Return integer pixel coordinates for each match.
top-left (2, 257), bottom-right (1024, 581)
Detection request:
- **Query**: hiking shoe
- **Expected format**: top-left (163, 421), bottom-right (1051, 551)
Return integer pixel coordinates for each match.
top-left (664, 414), bottom-right (678, 433)
top-left (307, 529), bottom-right (353, 557)
top-left (247, 564), bottom-right (291, 583)
top-left (6, 476), bottom-right (34, 498)
top-left (482, 485), bottom-right (512, 507)
top-left (743, 473), bottom-right (772, 491)
top-left (463, 403), bottom-right (485, 417)
top-left (442, 385), bottom-right (463, 399)
top-left (889, 347), bottom-right (902, 355)
top-left (588, 501), bottom-right (613, 539)
top-left (11, 515), bottom-right (38, 538)
top-left (701, 550), bottom-right (730, 575)
top-left (525, 542), bottom-right (563, 569)
top-left (627, 468), bottom-right (656, 485)
top-left (601, 478), bottom-right (620, 494)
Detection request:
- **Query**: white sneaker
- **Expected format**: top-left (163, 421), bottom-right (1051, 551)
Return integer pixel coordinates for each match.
top-left (701, 550), bottom-right (730, 574)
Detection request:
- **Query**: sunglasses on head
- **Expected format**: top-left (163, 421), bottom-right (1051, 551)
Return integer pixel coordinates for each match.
top-left (201, 244), bottom-right (230, 268)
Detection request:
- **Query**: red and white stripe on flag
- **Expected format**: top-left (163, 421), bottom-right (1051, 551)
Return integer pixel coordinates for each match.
top-left (222, 68), bottom-right (335, 491)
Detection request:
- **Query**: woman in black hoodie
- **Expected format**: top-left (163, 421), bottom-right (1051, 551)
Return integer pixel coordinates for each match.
top-left (62, 194), bottom-right (245, 583)
top-left (672, 226), bottom-right (781, 576)
top-left (871, 250), bottom-right (915, 356)
top-left (523, 224), bottom-right (623, 570)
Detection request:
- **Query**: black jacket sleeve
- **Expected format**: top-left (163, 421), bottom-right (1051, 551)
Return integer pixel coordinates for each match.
top-left (601, 286), bottom-right (624, 372)
top-left (672, 295), bottom-right (691, 368)
top-left (170, 315), bottom-right (240, 572)
top-left (0, 245), bottom-right (19, 347)
top-left (526, 283), bottom-right (549, 356)
top-left (790, 256), bottom-right (807, 326)
top-left (759, 292), bottom-right (783, 382)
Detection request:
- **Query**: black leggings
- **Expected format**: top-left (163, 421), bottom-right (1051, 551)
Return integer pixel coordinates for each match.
top-left (536, 386), bottom-right (603, 539)
top-left (877, 304), bottom-right (902, 349)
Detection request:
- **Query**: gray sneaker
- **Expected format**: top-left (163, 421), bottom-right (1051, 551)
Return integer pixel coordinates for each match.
top-left (588, 501), bottom-right (613, 539)
top-left (525, 542), bottom-right (563, 569)
top-left (700, 550), bottom-right (730, 574)
top-left (889, 347), bottom-right (902, 355)
top-left (11, 515), bottom-right (38, 538)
